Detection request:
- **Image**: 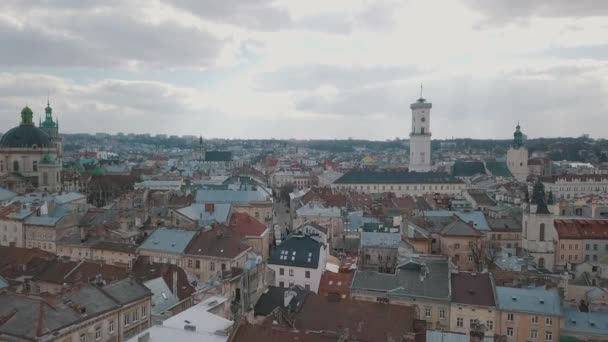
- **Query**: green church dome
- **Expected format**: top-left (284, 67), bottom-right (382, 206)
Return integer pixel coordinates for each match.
top-left (0, 107), bottom-right (53, 148)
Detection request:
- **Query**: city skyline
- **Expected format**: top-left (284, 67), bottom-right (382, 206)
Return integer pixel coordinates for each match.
top-left (1, 1), bottom-right (607, 139)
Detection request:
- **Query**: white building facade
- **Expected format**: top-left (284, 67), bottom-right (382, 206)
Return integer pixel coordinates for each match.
top-left (409, 96), bottom-right (432, 172)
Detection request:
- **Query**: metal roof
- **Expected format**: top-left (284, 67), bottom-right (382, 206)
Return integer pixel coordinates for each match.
top-left (496, 286), bottom-right (561, 316)
top-left (361, 232), bottom-right (401, 248)
top-left (139, 227), bottom-right (197, 254)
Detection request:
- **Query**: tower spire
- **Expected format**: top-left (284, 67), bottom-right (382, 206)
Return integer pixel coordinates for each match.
top-left (420, 84), bottom-right (423, 99)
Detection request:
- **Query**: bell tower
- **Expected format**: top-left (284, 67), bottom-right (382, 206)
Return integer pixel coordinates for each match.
top-left (409, 86), bottom-right (432, 172)
top-left (507, 123), bottom-right (529, 182)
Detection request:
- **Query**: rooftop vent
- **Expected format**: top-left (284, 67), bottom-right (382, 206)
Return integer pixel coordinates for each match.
top-left (184, 324), bottom-right (196, 331)
top-left (511, 296), bottom-right (517, 302)
top-left (539, 299), bottom-right (545, 304)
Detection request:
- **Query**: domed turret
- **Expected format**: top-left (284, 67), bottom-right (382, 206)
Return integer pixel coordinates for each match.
top-left (0, 106), bottom-right (53, 148)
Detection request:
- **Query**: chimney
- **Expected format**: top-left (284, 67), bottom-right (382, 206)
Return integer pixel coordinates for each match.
top-left (205, 203), bottom-right (215, 214)
top-left (184, 324), bottom-right (196, 331)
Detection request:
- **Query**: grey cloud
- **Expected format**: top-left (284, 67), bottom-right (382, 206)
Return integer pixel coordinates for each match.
top-left (292, 1), bottom-right (398, 34)
top-left (0, 3), bottom-right (224, 68)
top-left (165, 0), bottom-right (292, 30)
top-left (256, 64), bottom-right (422, 91)
top-left (537, 45), bottom-right (608, 61)
top-left (293, 68), bottom-right (608, 138)
top-left (462, 0), bottom-right (608, 27)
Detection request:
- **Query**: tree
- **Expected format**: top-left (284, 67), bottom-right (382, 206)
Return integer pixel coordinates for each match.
top-left (470, 240), bottom-right (501, 271)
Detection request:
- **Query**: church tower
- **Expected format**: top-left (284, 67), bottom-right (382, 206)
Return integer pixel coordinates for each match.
top-left (409, 91), bottom-right (432, 172)
top-left (522, 179), bottom-right (555, 270)
top-left (507, 123), bottom-right (528, 182)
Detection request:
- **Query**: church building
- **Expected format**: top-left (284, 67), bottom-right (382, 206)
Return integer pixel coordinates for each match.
top-left (0, 102), bottom-right (63, 193)
top-left (506, 124), bottom-right (528, 182)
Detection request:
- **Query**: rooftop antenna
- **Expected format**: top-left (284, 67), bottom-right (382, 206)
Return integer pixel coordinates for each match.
top-left (420, 84), bottom-right (423, 99)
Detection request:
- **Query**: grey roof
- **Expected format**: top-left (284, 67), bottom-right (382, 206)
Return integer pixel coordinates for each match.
top-left (440, 220), bottom-right (482, 237)
top-left (139, 227), bottom-right (197, 254)
top-left (268, 235), bottom-right (322, 269)
top-left (334, 171), bottom-right (463, 184)
top-left (0, 279), bottom-right (150, 340)
top-left (195, 189), bottom-right (270, 204)
top-left (53, 192), bottom-right (86, 204)
top-left (145, 277), bottom-right (179, 315)
top-left (351, 256), bottom-right (450, 301)
top-left (422, 210), bottom-right (490, 231)
top-left (0, 275), bottom-right (8, 289)
top-left (496, 286), bottom-right (561, 316)
top-left (361, 232), bottom-right (401, 248)
top-left (102, 278), bottom-right (151, 304)
top-left (24, 204), bottom-right (73, 226)
top-left (487, 217), bottom-right (522, 232)
top-left (562, 306), bottom-right (608, 337)
top-left (296, 204), bottom-right (341, 217)
top-left (176, 203), bottom-right (231, 225)
top-left (0, 187), bottom-right (16, 202)
top-left (296, 221), bottom-right (328, 235)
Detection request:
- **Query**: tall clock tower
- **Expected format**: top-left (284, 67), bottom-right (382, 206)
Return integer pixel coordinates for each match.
top-left (409, 94), bottom-right (432, 172)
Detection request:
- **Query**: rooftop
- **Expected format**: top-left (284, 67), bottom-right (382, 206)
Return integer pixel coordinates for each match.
top-left (555, 219), bottom-right (608, 239)
top-left (496, 286), bottom-right (561, 316)
top-left (268, 235), bottom-right (323, 269)
top-left (139, 228), bottom-right (197, 254)
top-left (334, 171), bottom-right (463, 184)
top-left (451, 272), bottom-right (496, 307)
top-left (184, 225), bottom-right (251, 259)
top-left (360, 231), bottom-right (401, 248)
top-left (351, 256), bottom-right (450, 301)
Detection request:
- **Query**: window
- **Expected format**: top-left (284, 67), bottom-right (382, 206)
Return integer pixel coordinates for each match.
top-left (530, 329), bottom-right (538, 339)
top-left (586, 254), bottom-right (590, 261)
top-left (80, 335), bottom-right (87, 342)
top-left (470, 319), bottom-right (475, 328)
top-left (132, 310), bottom-right (138, 322)
top-left (279, 281), bottom-right (284, 287)
top-left (439, 308), bottom-right (445, 319)
top-left (305, 271), bottom-right (310, 278)
top-left (279, 268), bottom-right (284, 276)
top-left (468, 255), bottom-right (473, 262)
top-left (486, 320), bottom-right (493, 331)
top-left (545, 332), bottom-right (553, 341)
top-left (188, 259), bottom-right (192, 267)
top-left (33, 161), bottom-right (38, 172)
top-left (141, 306), bottom-right (147, 318)
top-left (425, 307), bottom-right (431, 317)
top-left (13, 161), bottom-right (19, 172)
top-left (545, 317), bottom-right (552, 326)
top-left (594, 244), bottom-right (598, 251)
top-left (124, 313), bottom-right (130, 326)
top-left (289, 269), bottom-right (294, 276)
top-left (507, 327), bottom-right (513, 336)
top-left (594, 255), bottom-right (598, 261)
top-left (109, 320), bottom-right (115, 333)
top-left (305, 284), bottom-right (310, 291)
top-left (539, 223), bottom-right (545, 241)
top-left (454, 243), bottom-right (460, 249)
top-left (507, 313), bottom-right (514, 321)
top-left (456, 317), bottom-right (463, 327)
top-left (95, 326), bottom-right (101, 341)
top-left (586, 244), bottom-right (590, 250)
top-left (531, 316), bottom-right (538, 324)
top-left (209, 261), bottom-right (214, 271)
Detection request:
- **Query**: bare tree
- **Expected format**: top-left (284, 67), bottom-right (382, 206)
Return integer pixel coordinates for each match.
top-left (470, 240), bottom-right (501, 271)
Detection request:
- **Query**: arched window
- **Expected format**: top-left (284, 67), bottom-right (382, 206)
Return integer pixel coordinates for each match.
top-left (13, 161), bottom-right (19, 172)
top-left (32, 161), bottom-right (38, 172)
top-left (539, 223), bottom-right (545, 241)
top-left (538, 257), bottom-right (545, 269)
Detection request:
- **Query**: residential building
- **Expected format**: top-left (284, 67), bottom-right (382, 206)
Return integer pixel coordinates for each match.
top-left (438, 218), bottom-right (483, 271)
top-left (0, 278), bottom-right (151, 342)
top-left (138, 227), bottom-right (197, 267)
top-left (268, 235), bottom-right (327, 293)
top-left (183, 224), bottom-right (251, 282)
top-left (294, 203), bottom-right (342, 238)
top-left (229, 212), bottom-right (271, 259)
top-left (360, 231), bottom-right (401, 273)
top-left (351, 255), bottom-right (452, 330)
top-left (542, 174), bottom-right (608, 200)
top-left (270, 170), bottom-right (315, 189)
top-left (450, 272), bottom-right (498, 337)
top-left (555, 218), bottom-right (608, 270)
top-left (171, 202), bottom-right (232, 229)
top-left (496, 286), bottom-right (562, 342)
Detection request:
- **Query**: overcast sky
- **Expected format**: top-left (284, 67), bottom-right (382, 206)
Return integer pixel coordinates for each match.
top-left (1, 0), bottom-right (607, 140)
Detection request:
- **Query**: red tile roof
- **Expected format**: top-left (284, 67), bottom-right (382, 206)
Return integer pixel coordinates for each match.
top-left (451, 272), bottom-right (496, 307)
top-left (318, 272), bottom-right (352, 298)
top-left (185, 224), bottom-right (251, 259)
top-left (229, 212), bottom-right (267, 237)
top-left (555, 219), bottom-right (608, 240)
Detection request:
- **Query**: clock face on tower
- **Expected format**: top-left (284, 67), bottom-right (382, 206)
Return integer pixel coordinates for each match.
top-left (421, 117), bottom-right (426, 122)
